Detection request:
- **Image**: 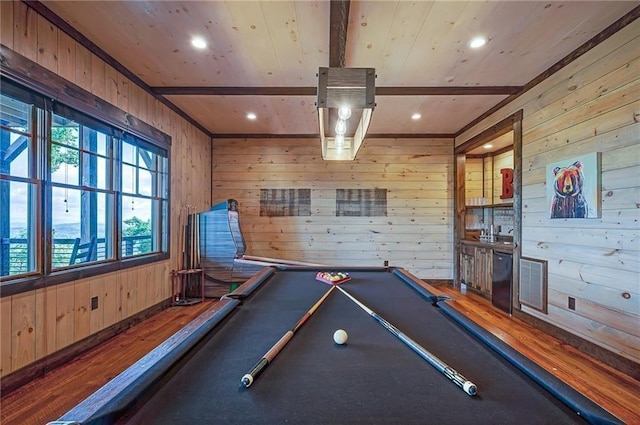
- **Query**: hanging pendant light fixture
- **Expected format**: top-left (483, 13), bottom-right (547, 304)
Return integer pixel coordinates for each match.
top-left (317, 67), bottom-right (376, 160)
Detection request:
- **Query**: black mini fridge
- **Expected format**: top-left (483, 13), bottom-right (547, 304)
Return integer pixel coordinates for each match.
top-left (492, 251), bottom-right (513, 314)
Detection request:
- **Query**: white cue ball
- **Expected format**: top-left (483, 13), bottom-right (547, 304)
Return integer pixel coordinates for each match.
top-left (333, 329), bottom-right (348, 345)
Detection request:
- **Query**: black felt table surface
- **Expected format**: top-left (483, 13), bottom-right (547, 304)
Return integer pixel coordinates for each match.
top-left (120, 269), bottom-right (585, 424)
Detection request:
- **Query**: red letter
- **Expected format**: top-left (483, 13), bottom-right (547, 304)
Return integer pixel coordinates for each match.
top-left (500, 168), bottom-right (513, 199)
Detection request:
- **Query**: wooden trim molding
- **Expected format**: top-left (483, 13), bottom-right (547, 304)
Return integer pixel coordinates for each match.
top-left (367, 133), bottom-right (455, 139)
top-left (0, 45), bottom-right (171, 148)
top-left (212, 133), bottom-right (319, 139)
top-left (421, 279), bottom-right (453, 287)
top-left (155, 87), bottom-right (317, 96)
top-left (454, 153), bottom-right (467, 267)
top-left (375, 86), bottom-right (520, 96)
top-left (0, 253), bottom-right (170, 298)
top-left (454, 110), bottom-right (522, 154)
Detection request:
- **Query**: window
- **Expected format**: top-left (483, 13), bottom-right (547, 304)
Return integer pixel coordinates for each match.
top-left (0, 77), bottom-right (170, 288)
top-left (0, 92), bottom-right (39, 277)
top-left (121, 140), bottom-right (169, 256)
top-left (50, 112), bottom-right (116, 268)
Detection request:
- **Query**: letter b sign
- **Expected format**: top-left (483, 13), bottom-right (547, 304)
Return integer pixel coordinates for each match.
top-left (500, 168), bottom-right (513, 199)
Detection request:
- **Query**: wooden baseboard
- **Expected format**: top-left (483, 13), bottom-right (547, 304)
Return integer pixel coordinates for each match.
top-left (1, 298), bottom-right (172, 394)
top-left (421, 278), bottom-right (452, 287)
top-left (513, 309), bottom-right (640, 381)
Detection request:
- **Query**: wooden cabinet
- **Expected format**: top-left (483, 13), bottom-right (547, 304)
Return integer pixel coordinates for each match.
top-left (474, 247), bottom-right (493, 294)
top-left (460, 244), bottom-right (475, 287)
top-left (460, 243), bottom-right (494, 296)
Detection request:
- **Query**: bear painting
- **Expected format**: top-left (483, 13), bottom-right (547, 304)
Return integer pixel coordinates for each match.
top-left (550, 161), bottom-right (588, 218)
top-left (547, 153), bottom-right (600, 219)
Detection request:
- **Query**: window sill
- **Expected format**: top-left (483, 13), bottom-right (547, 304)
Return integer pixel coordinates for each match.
top-left (0, 252), bottom-right (170, 297)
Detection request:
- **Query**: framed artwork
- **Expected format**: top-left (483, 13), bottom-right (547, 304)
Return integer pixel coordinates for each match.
top-left (546, 152), bottom-right (601, 219)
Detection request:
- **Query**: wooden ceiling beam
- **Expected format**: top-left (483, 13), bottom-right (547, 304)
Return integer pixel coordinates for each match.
top-left (152, 86), bottom-right (522, 96)
top-left (329, 0), bottom-right (350, 68)
top-left (376, 86), bottom-right (522, 96)
top-left (153, 87), bottom-right (317, 96)
top-left (211, 133), bottom-right (455, 139)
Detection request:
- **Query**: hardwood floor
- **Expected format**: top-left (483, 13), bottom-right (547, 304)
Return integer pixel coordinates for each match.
top-left (1, 286), bottom-right (638, 425)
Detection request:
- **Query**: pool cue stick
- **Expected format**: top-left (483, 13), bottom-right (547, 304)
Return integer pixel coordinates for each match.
top-left (188, 212), bottom-right (193, 269)
top-left (187, 206), bottom-right (192, 268)
top-left (181, 206), bottom-right (188, 270)
top-left (194, 213), bottom-right (199, 267)
top-left (192, 212), bottom-right (196, 268)
top-left (335, 285), bottom-right (478, 396)
top-left (189, 214), bottom-right (193, 270)
top-left (190, 212), bottom-right (195, 268)
top-left (179, 208), bottom-right (185, 270)
top-left (241, 285), bottom-right (336, 388)
top-left (196, 213), bottom-right (201, 267)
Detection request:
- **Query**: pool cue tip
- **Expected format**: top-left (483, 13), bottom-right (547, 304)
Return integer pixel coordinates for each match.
top-left (464, 381), bottom-right (477, 396)
top-left (241, 374), bottom-right (253, 388)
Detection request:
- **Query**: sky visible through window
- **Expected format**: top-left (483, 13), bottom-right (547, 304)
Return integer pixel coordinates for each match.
top-left (8, 132), bottom-right (151, 237)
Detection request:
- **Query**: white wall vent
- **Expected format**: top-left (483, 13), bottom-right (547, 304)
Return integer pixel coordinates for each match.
top-left (519, 257), bottom-right (548, 313)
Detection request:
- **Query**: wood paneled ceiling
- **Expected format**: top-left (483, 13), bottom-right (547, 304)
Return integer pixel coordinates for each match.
top-left (37, 1), bottom-right (639, 138)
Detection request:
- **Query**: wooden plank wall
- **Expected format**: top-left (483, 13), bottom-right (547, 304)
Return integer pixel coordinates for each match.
top-left (212, 137), bottom-right (453, 278)
top-left (456, 19), bottom-right (640, 363)
top-left (464, 158), bottom-right (484, 201)
top-left (0, 2), bottom-right (211, 377)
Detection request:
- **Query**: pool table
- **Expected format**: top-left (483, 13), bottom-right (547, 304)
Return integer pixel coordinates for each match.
top-left (50, 266), bottom-right (621, 425)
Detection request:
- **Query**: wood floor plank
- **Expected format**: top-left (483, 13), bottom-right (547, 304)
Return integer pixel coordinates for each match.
top-left (1, 286), bottom-right (638, 424)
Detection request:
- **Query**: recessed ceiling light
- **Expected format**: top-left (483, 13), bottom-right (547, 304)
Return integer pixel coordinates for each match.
top-left (247, 112), bottom-right (257, 120)
top-left (411, 113), bottom-right (421, 120)
top-left (191, 36), bottom-right (207, 49)
top-left (469, 36), bottom-right (487, 49)
top-left (483, 143), bottom-right (493, 149)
